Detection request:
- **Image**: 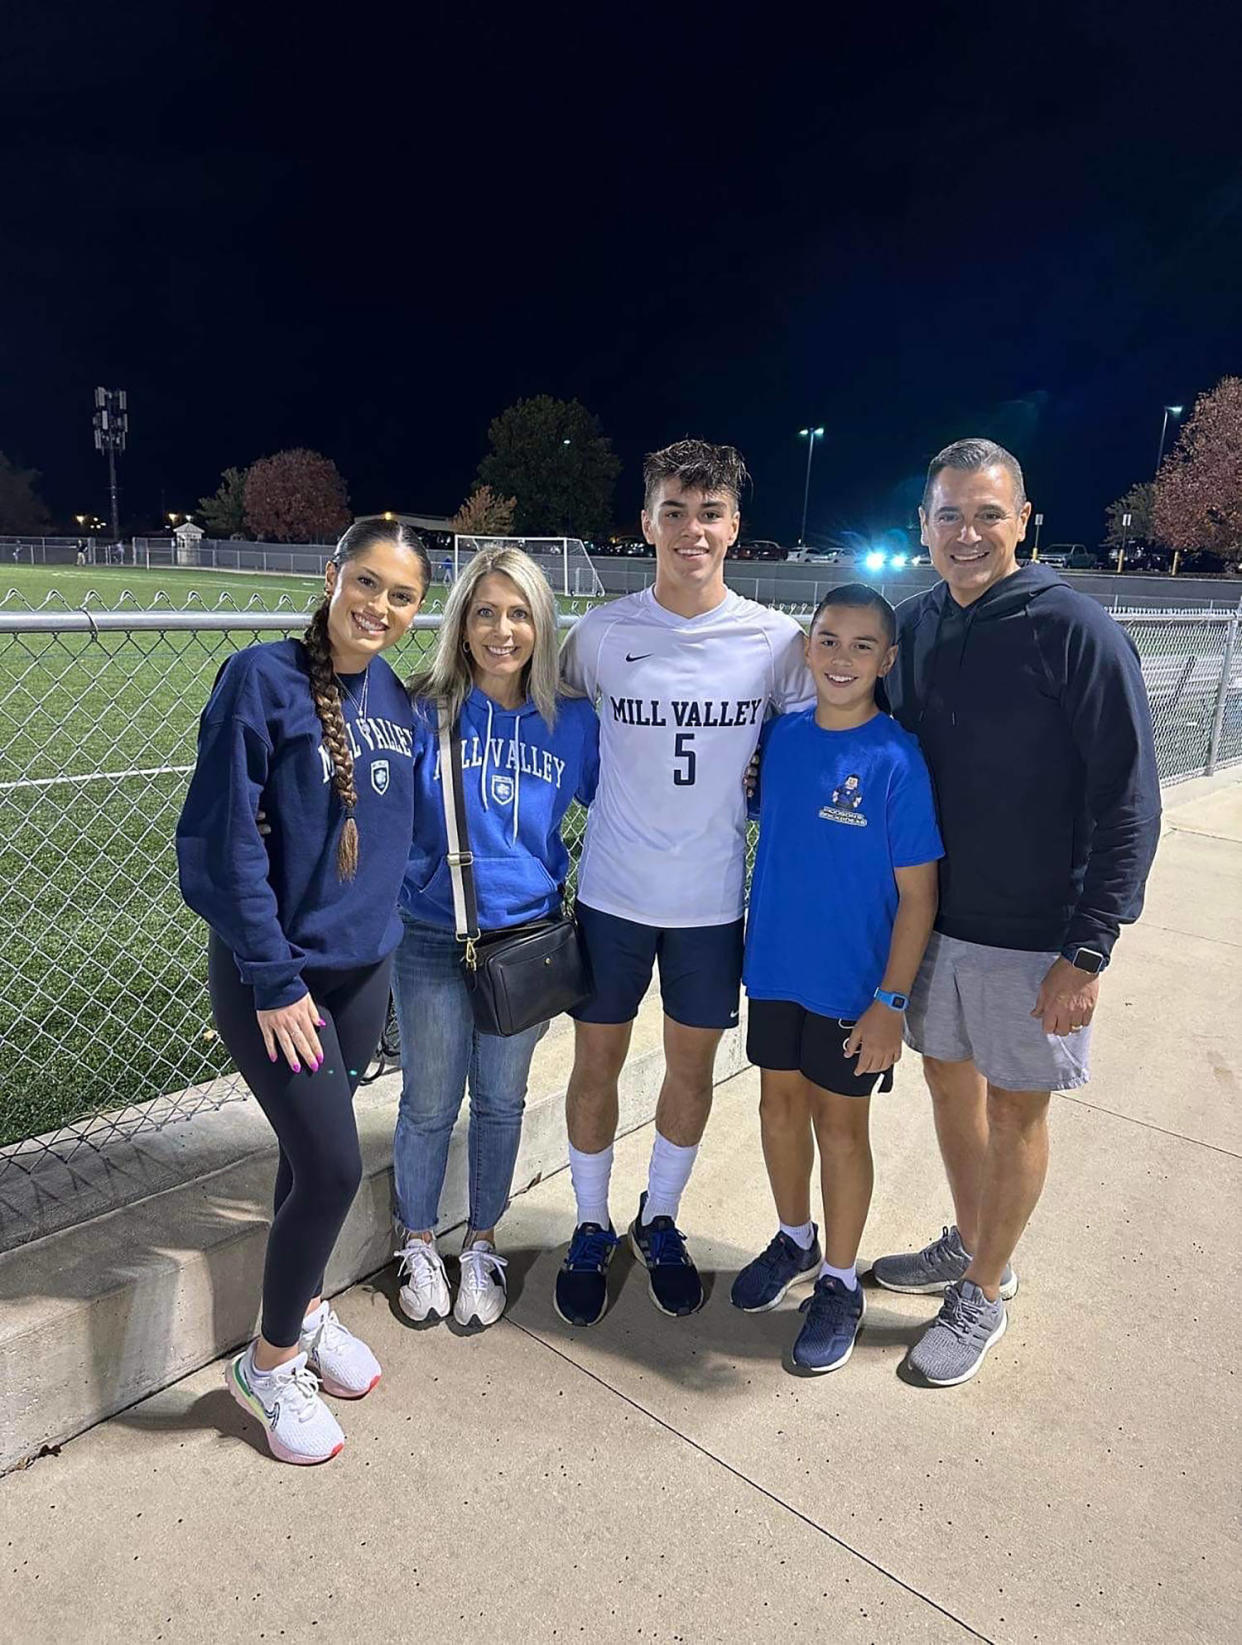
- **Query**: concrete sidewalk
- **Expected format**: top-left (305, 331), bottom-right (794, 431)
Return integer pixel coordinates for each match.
top-left (3, 779), bottom-right (1240, 1644)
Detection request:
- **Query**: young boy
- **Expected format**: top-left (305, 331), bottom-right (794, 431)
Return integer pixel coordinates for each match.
top-left (735, 584), bottom-right (942, 1373)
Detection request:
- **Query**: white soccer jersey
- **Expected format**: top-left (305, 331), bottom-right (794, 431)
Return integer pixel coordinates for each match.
top-left (561, 587), bottom-right (813, 927)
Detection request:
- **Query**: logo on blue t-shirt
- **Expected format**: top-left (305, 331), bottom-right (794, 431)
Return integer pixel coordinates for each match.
top-left (821, 772), bottom-right (867, 827)
top-left (371, 759), bottom-right (390, 796)
top-left (491, 774), bottom-right (515, 805)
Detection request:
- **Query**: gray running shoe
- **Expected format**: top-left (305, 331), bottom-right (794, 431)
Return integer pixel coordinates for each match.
top-left (907, 1279), bottom-right (1007, 1386)
top-left (871, 1224), bottom-right (1017, 1300)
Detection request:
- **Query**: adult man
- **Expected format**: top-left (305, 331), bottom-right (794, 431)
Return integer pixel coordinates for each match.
top-left (555, 439), bottom-right (812, 1326)
top-left (875, 438), bottom-right (1160, 1385)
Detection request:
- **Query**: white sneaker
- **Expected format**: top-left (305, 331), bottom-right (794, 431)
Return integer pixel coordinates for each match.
top-left (299, 1302), bottom-right (381, 1398)
top-left (396, 1235), bottom-right (451, 1323)
top-left (454, 1238), bottom-right (508, 1327)
top-left (226, 1347), bottom-right (344, 1466)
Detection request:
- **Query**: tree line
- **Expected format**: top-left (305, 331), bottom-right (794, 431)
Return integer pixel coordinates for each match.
top-left (193, 396), bottom-right (622, 543)
top-left (3, 381), bottom-right (1240, 560)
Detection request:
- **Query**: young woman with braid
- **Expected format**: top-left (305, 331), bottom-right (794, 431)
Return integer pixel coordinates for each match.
top-left (177, 518), bottom-right (430, 1464)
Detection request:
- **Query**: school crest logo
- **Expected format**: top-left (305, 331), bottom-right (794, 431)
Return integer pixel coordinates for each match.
top-left (490, 774), bottom-right (515, 806)
top-left (371, 759), bottom-right (390, 796)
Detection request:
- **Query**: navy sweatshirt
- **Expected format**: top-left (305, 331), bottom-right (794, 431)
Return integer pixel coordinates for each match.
top-left (402, 688), bottom-right (599, 932)
top-left (176, 639), bottom-right (415, 1009)
top-left (883, 565), bottom-right (1161, 960)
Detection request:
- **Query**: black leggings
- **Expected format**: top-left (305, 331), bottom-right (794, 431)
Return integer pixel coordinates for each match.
top-left (209, 933), bottom-right (394, 1347)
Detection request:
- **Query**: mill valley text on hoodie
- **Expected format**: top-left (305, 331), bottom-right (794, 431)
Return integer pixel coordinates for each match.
top-left (401, 689), bottom-right (600, 933)
top-left (176, 639), bottom-right (416, 1009)
top-left (883, 564), bottom-right (1161, 960)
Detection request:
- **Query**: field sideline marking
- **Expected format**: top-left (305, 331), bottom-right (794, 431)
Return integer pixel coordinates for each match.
top-left (0, 764), bottom-right (194, 793)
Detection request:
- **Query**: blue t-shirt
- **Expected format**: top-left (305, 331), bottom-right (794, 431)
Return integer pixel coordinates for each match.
top-left (744, 708), bottom-right (943, 1019)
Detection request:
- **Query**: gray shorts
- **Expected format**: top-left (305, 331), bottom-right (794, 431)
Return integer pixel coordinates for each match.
top-left (905, 932), bottom-right (1091, 1092)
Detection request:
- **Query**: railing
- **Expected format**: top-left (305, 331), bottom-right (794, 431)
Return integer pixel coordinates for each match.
top-left (0, 600), bottom-right (1238, 1246)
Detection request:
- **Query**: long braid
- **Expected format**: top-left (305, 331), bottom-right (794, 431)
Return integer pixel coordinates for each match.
top-left (304, 602), bottom-right (360, 880)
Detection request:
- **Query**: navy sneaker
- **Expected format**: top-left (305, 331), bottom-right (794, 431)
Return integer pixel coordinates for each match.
top-left (791, 1276), bottom-right (865, 1373)
top-left (731, 1228), bottom-right (822, 1312)
top-left (553, 1222), bottom-right (619, 1327)
top-left (628, 1192), bottom-right (704, 1317)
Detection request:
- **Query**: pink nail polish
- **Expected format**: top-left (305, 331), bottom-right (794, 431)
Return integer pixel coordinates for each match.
top-left (290, 1063), bottom-right (301, 1074)
top-left (316, 1018), bottom-right (327, 1028)
top-left (268, 1052), bottom-right (277, 1063)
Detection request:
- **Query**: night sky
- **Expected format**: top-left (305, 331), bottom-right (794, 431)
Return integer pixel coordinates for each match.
top-left (4, 2), bottom-right (1240, 547)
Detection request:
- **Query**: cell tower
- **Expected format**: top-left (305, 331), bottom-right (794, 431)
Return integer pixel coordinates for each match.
top-left (93, 387), bottom-right (128, 539)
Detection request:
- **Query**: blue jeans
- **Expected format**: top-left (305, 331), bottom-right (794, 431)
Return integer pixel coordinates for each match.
top-left (391, 915), bottom-right (544, 1234)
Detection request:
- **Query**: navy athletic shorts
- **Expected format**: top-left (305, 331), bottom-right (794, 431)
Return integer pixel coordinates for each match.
top-left (746, 997), bottom-right (895, 1097)
top-left (571, 902), bottom-right (745, 1030)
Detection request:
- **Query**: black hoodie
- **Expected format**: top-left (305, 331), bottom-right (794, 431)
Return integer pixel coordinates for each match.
top-left (883, 564), bottom-right (1160, 960)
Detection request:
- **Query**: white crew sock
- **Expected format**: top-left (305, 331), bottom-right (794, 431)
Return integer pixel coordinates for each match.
top-left (643, 1132), bottom-right (699, 1224)
top-left (301, 1301), bottom-right (328, 1334)
top-left (568, 1142), bottom-right (613, 1229)
top-left (245, 1343), bottom-right (295, 1390)
top-left (819, 1259), bottom-right (858, 1291)
top-left (779, 1220), bottom-right (816, 1251)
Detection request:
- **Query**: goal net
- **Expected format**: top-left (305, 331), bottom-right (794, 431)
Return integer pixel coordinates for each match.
top-left (449, 536), bottom-right (604, 598)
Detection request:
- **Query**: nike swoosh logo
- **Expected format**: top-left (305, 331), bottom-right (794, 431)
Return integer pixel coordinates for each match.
top-left (625, 652), bottom-right (652, 663)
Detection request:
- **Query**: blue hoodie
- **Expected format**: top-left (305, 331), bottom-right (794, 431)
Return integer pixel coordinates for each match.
top-left (176, 638), bottom-right (415, 1009)
top-left (401, 688), bottom-right (599, 932)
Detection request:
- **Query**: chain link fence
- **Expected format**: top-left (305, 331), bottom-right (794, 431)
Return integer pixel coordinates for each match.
top-left (1116, 610), bottom-right (1242, 780)
top-left (1, 597), bottom-right (1238, 1245)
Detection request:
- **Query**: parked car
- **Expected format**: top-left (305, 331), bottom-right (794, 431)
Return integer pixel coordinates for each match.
top-left (1035, 544), bottom-right (1077, 567)
top-left (734, 539), bottom-right (788, 561)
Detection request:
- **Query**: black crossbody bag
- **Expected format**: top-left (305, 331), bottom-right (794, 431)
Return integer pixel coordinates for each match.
top-left (437, 699), bottom-right (592, 1037)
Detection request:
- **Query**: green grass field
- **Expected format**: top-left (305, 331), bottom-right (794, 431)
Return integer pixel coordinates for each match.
top-left (0, 567), bottom-right (601, 1149)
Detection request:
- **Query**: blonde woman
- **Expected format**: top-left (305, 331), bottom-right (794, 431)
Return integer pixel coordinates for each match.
top-left (392, 549), bottom-right (599, 1328)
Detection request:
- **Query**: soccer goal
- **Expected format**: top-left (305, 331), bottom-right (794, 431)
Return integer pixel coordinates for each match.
top-left (450, 535), bottom-right (604, 597)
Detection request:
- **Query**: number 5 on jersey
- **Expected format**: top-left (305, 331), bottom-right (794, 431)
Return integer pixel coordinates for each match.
top-left (673, 731), bottom-right (696, 786)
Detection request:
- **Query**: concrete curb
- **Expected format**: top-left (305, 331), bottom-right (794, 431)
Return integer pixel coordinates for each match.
top-left (0, 1002), bottom-right (748, 1474)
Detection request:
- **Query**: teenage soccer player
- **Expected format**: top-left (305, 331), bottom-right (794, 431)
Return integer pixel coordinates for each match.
top-left (733, 585), bottom-right (941, 1372)
top-left (554, 439), bottom-right (813, 1327)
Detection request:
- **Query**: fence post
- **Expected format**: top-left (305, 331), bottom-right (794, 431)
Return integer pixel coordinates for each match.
top-left (1206, 613), bottom-right (1239, 776)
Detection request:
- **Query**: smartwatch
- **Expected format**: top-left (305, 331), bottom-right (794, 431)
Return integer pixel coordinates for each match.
top-left (874, 988), bottom-right (909, 1012)
top-left (1063, 946), bottom-right (1108, 975)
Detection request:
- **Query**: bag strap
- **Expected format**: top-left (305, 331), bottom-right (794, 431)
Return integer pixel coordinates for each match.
top-left (436, 698), bottom-right (480, 961)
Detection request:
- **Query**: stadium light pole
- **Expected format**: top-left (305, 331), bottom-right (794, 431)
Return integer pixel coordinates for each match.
top-left (797, 426), bottom-right (824, 547)
top-left (1156, 404), bottom-right (1183, 473)
top-left (561, 439), bottom-right (572, 593)
top-left (92, 387), bottom-right (128, 540)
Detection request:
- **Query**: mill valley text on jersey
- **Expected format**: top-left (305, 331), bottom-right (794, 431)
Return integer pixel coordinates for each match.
top-left (561, 589), bottom-right (814, 929)
top-left (607, 695), bottom-right (765, 729)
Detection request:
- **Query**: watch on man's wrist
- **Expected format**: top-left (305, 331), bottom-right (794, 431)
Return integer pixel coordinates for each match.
top-left (1063, 945), bottom-right (1108, 975)
top-left (874, 987), bottom-right (909, 1012)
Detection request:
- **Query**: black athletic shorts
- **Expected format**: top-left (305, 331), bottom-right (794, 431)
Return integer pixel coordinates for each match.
top-left (746, 997), bottom-right (895, 1097)
top-left (571, 902), bottom-right (744, 1030)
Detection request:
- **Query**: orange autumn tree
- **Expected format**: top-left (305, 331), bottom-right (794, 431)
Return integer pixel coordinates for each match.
top-left (450, 484), bottom-right (517, 535)
top-left (244, 449), bottom-right (351, 543)
top-left (1153, 378), bottom-right (1242, 567)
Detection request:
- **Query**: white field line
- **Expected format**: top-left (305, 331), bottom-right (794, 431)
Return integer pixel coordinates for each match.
top-left (0, 764), bottom-right (193, 794)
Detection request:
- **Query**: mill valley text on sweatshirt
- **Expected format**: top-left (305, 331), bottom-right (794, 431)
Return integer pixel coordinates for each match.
top-left (176, 639), bottom-right (415, 1009)
top-left (883, 564), bottom-right (1161, 960)
top-left (401, 688), bottom-right (599, 933)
